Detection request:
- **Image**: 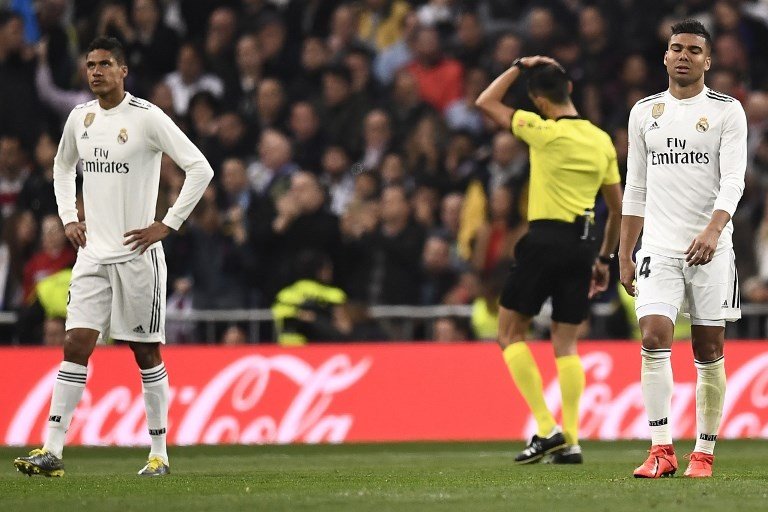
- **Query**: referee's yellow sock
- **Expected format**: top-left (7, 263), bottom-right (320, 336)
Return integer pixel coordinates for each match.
top-left (556, 355), bottom-right (585, 446)
top-left (503, 342), bottom-right (556, 437)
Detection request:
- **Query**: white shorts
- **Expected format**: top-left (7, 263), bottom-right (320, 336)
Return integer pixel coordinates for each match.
top-left (634, 248), bottom-right (740, 325)
top-left (67, 247), bottom-right (167, 343)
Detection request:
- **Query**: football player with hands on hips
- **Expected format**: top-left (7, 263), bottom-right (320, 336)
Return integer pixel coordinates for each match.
top-left (620, 19), bottom-right (747, 479)
top-left (13, 37), bottom-right (213, 478)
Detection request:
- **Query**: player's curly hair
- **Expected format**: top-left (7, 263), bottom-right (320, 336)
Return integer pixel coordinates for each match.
top-left (670, 19), bottom-right (712, 49)
top-left (86, 36), bottom-right (126, 65)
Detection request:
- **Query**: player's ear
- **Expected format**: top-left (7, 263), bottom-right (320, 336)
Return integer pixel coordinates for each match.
top-left (704, 55), bottom-right (711, 71)
top-left (663, 50), bottom-right (668, 67)
top-left (120, 65), bottom-right (128, 78)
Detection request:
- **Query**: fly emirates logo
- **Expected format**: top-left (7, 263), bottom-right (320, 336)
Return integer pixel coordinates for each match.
top-left (650, 137), bottom-right (710, 166)
top-left (82, 147), bottom-right (130, 174)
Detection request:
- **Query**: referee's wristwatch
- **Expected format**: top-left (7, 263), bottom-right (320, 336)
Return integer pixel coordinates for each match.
top-left (597, 254), bottom-right (615, 265)
top-left (512, 58), bottom-right (524, 70)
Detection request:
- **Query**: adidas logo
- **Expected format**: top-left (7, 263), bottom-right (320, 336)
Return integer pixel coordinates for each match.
top-left (133, 325), bottom-right (146, 334)
top-left (722, 300), bottom-right (729, 308)
top-left (81, 131), bottom-right (89, 139)
top-left (647, 121), bottom-right (660, 132)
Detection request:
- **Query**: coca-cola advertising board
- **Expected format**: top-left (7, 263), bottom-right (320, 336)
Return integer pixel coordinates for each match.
top-left (3, 342), bottom-right (768, 446)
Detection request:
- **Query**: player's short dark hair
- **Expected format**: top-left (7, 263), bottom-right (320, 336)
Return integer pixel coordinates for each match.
top-left (670, 19), bottom-right (712, 49)
top-left (0, 8), bottom-right (22, 28)
top-left (526, 64), bottom-right (570, 104)
top-left (86, 36), bottom-right (126, 65)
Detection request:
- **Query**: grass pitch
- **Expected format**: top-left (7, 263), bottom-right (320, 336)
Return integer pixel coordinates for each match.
top-left (2, 440), bottom-right (767, 511)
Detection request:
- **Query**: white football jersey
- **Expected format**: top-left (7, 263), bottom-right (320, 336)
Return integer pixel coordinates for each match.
top-left (624, 87), bottom-right (747, 258)
top-left (54, 93), bottom-right (214, 264)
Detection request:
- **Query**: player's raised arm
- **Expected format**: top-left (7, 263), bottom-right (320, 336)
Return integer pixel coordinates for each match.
top-left (148, 108), bottom-right (214, 231)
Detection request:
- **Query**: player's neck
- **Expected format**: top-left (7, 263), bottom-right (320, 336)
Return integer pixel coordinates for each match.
top-left (97, 90), bottom-right (127, 110)
top-left (668, 79), bottom-right (705, 100)
top-left (544, 103), bottom-right (578, 120)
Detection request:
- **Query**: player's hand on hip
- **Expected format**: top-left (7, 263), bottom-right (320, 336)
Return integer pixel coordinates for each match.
top-left (619, 257), bottom-right (636, 296)
top-left (123, 221), bottom-right (171, 254)
top-left (589, 261), bottom-right (610, 298)
top-left (64, 221), bottom-right (87, 249)
top-left (685, 227), bottom-right (719, 266)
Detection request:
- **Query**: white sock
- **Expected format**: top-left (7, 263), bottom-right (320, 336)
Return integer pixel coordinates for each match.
top-left (693, 356), bottom-right (726, 455)
top-left (141, 363), bottom-right (170, 464)
top-left (43, 361), bottom-right (87, 458)
top-left (641, 347), bottom-right (673, 446)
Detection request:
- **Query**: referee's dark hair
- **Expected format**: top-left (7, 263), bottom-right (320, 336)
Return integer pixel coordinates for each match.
top-left (527, 64), bottom-right (570, 105)
top-left (86, 36), bottom-right (126, 65)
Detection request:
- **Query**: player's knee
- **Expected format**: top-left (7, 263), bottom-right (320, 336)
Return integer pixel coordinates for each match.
top-left (641, 330), bottom-right (669, 351)
top-left (63, 333), bottom-right (95, 364)
top-left (129, 343), bottom-right (162, 368)
top-left (692, 342), bottom-right (723, 362)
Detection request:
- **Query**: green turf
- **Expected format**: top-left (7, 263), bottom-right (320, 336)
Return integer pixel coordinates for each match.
top-left (2, 441), bottom-right (767, 511)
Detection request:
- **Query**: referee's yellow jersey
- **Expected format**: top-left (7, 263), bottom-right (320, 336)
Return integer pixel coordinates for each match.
top-left (511, 110), bottom-right (621, 222)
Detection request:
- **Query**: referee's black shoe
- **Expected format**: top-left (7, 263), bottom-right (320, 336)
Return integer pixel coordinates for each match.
top-left (543, 444), bottom-right (584, 464)
top-left (514, 427), bottom-right (567, 464)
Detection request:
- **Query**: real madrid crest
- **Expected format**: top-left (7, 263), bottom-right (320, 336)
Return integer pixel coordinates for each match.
top-left (117, 128), bottom-right (128, 144)
top-left (696, 117), bottom-right (709, 133)
top-left (84, 113), bottom-right (95, 127)
top-left (651, 103), bottom-right (665, 119)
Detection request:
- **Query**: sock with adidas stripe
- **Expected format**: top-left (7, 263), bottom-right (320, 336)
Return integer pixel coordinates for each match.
top-left (43, 361), bottom-right (88, 458)
top-left (141, 362), bottom-right (170, 464)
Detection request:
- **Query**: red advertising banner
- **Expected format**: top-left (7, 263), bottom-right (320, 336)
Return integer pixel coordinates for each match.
top-left (3, 342), bottom-right (768, 446)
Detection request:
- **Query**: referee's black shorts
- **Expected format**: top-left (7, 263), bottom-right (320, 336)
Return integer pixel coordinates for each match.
top-left (500, 220), bottom-right (596, 324)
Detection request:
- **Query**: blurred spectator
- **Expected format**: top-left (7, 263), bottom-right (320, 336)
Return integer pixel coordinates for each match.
top-left (320, 145), bottom-right (355, 216)
top-left (201, 111), bottom-right (253, 173)
top-left (344, 45), bottom-right (379, 103)
top-left (406, 26), bottom-right (464, 112)
top-left (367, 184), bottom-right (426, 305)
top-left (420, 233), bottom-right (461, 305)
top-left (471, 185), bottom-right (525, 276)
top-left (358, 0), bottom-right (411, 51)
top-left (21, 215), bottom-right (74, 303)
top-left (319, 64), bottom-right (369, 154)
top-left (17, 132), bottom-right (60, 223)
top-left (361, 109), bottom-right (393, 172)
top-left (445, 67), bottom-right (488, 137)
top-left (0, 211), bottom-right (37, 315)
top-left (477, 131), bottom-right (528, 195)
top-left (248, 129), bottom-right (298, 203)
top-left (472, 264), bottom-right (506, 341)
top-left (327, 4), bottom-right (362, 58)
top-left (0, 9), bottom-right (40, 147)
top-left (290, 101), bottom-right (325, 172)
top-left (451, 11), bottom-right (488, 70)
top-left (204, 6), bottom-right (238, 88)
top-left (253, 78), bottom-right (288, 132)
top-left (229, 32), bottom-right (263, 114)
top-left (164, 41), bottom-right (224, 115)
top-left (0, 135), bottom-right (32, 219)
top-left (432, 315), bottom-right (473, 342)
top-left (385, 68), bottom-right (436, 148)
top-left (220, 324), bottom-right (248, 345)
top-left (290, 36), bottom-right (330, 101)
top-left (258, 15), bottom-right (295, 83)
top-left (373, 10), bottom-right (418, 86)
top-left (443, 131), bottom-right (478, 191)
top-left (34, 39), bottom-right (91, 124)
top-left (266, 171), bottom-right (341, 302)
top-left (272, 250), bottom-right (347, 345)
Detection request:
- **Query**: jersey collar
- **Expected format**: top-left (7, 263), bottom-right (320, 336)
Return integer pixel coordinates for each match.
top-left (665, 86), bottom-right (708, 105)
top-left (99, 92), bottom-right (132, 115)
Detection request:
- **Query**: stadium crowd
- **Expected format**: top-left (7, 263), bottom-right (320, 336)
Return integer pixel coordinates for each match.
top-left (1, 0), bottom-right (768, 344)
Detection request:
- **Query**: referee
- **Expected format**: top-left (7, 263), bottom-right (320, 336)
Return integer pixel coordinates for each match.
top-left (475, 56), bottom-right (623, 464)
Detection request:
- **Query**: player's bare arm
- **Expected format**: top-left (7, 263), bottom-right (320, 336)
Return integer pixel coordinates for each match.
top-left (64, 221), bottom-right (87, 249)
top-left (475, 55), bottom-right (562, 129)
top-left (123, 221), bottom-right (171, 254)
top-left (618, 215), bottom-right (644, 296)
top-left (589, 182), bottom-right (623, 298)
top-left (685, 209), bottom-right (730, 266)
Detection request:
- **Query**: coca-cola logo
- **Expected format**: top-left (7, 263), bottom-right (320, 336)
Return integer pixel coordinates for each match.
top-left (6, 354), bottom-right (371, 446)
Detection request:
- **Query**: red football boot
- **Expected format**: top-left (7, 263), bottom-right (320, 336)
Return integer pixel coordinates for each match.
top-left (684, 452), bottom-right (714, 478)
top-left (633, 444), bottom-right (678, 478)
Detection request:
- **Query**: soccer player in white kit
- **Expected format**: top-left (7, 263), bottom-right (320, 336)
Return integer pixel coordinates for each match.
top-left (619, 20), bottom-right (747, 478)
top-left (13, 37), bottom-right (213, 477)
